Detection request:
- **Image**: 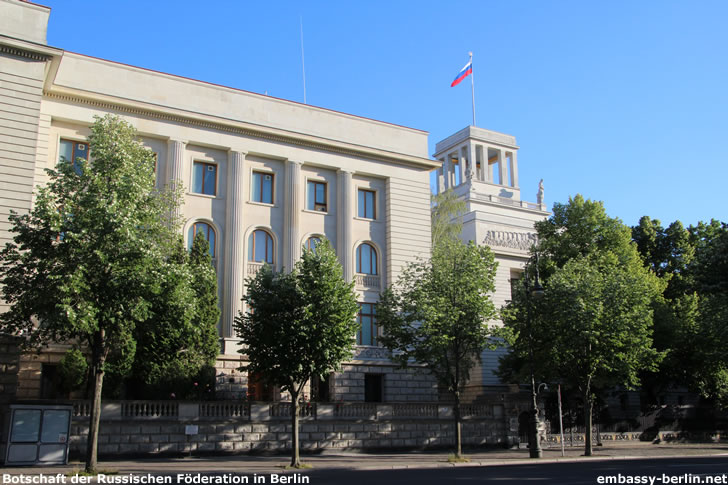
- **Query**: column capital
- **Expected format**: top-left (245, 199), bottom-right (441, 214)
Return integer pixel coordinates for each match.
top-left (286, 159), bottom-right (304, 166)
top-left (337, 168), bottom-right (354, 175)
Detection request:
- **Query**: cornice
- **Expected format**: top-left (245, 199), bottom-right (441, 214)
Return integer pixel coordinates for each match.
top-left (0, 42), bottom-right (51, 61)
top-left (43, 89), bottom-right (440, 170)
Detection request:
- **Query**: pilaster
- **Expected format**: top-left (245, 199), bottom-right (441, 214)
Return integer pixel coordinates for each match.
top-left (337, 169), bottom-right (354, 282)
top-left (223, 150), bottom-right (246, 340)
top-left (167, 139), bottom-right (186, 219)
top-left (284, 160), bottom-right (302, 271)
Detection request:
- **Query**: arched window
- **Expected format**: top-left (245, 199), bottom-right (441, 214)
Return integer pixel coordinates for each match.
top-left (356, 243), bottom-right (377, 275)
top-left (306, 236), bottom-right (322, 253)
top-left (188, 221), bottom-right (216, 259)
top-left (248, 229), bottom-right (274, 264)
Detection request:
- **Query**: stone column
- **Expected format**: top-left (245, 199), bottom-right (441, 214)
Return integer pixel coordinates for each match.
top-left (337, 169), bottom-right (353, 282)
top-left (469, 144), bottom-right (479, 181)
top-left (284, 160), bottom-right (302, 272)
top-left (167, 139), bottom-right (186, 219)
top-left (510, 150), bottom-right (519, 187)
top-left (458, 147), bottom-right (467, 185)
top-left (223, 150), bottom-right (245, 343)
top-left (499, 150), bottom-right (508, 186)
top-left (443, 155), bottom-right (451, 190)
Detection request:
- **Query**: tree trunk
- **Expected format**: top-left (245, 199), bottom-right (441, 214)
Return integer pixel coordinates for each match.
top-left (290, 391), bottom-right (300, 468)
top-left (85, 349), bottom-right (105, 473)
top-left (584, 390), bottom-right (593, 457)
top-left (454, 391), bottom-right (462, 458)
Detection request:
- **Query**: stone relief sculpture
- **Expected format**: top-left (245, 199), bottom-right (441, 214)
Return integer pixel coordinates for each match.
top-left (482, 230), bottom-right (538, 251)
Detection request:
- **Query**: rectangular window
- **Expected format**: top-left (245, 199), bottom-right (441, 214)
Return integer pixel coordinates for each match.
top-left (307, 180), bottom-right (327, 212)
top-left (364, 374), bottom-right (383, 403)
top-left (357, 302), bottom-right (377, 346)
top-left (192, 161), bottom-right (217, 196)
top-left (59, 139), bottom-right (89, 173)
top-left (358, 189), bottom-right (375, 219)
top-left (252, 171), bottom-right (274, 204)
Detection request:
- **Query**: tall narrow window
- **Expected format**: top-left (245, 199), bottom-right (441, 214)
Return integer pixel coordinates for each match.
top-left (252, 171), bottom-right (274, 204)
top-left (307, 180), bottom-right (327, 212)
top-left (357, 302), bottom-right (377, 346)
top-left (59, 139), bottom-right (89, 173)
top-left (357, 189), bottom-right (375, 219)
top-left (356, 243), bottom-right (377, 275)
top-left (188, 222), bottom-right (216, 260)
top-left (192, 161), bottom-right (217, 196)
top-left (248, 229), bottom-right (274, 264)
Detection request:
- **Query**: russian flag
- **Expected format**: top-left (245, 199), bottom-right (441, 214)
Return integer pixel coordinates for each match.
top-left (450, 60), bottom-right (472, 87)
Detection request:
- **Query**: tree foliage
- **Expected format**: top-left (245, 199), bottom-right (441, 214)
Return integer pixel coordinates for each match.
top-left (128, 233), bottom-right (219, 398)
top-left (0, 115), bottom-right (181, 472)
top-left (235, 239), bottom-right (358, 467)
top-left (631, 216), bottom-right (728, 407)
top-left (499, 195), bottom-right (664, 456)
top-left (431, 189), bottom-right (465, 247)
top-left (378, 238), bottom-right (498, 457)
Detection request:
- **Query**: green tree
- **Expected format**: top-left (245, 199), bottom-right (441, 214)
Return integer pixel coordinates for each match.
top-left (632, 217), bottom-right (728, 408)
top-left (500, 195), bottom-right (664, 456)
top-left (235, 239), bottom-right (358, 468)
top-left (58, 348), bottom-right (88, 395)
top-left (377, 238), bottom-right (498, 458)
top-left (688, 220), bottom-right (728, 406)
top-left (431, 189), bottom-right (466, 248)
top-left (128, 233), bottom-right (219, 398)
top-left (0, 115), bottom-right (180, 472)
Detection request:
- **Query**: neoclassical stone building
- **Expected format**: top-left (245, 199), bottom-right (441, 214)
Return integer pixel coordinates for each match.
top-left (0, 0), bottom-right (440, 402)
top-left (0, 0), bottom-right (547, 404)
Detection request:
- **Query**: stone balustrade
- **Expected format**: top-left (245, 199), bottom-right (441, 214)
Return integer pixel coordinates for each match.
top-left (71, 400), bottom-right (496, 422)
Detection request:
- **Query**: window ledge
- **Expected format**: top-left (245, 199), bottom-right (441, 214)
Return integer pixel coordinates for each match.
top-left (303, 209), bottom-right (330, 216)
top-left (354, 217), bottom-right (379, 223)
top-left (247, 200), bottom-right (277, 208)
top-left (188, 192), bottom-right (219, 199)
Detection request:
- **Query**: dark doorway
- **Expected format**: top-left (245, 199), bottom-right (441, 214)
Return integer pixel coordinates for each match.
top-left (364, 374), bottom-right (383, 402)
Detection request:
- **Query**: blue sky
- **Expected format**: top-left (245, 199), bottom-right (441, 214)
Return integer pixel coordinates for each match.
top-left (39, 0), bottom-right (727, 228)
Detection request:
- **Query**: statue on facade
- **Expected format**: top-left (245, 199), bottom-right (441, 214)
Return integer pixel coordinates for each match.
top-left (537, 179), bottom-right (544, 205)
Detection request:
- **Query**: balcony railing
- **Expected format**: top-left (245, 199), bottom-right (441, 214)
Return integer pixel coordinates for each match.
top-left (355, 274), bottom-right (380, 289)
top-left (247, 262), bottom-right (264, 277)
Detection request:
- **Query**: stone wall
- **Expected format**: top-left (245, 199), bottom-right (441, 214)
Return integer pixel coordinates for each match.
top-left (0, 336), bottom-right (21, 403)
top-left (67, 400), bottom-right (506, 457)
top-left (213, 354), bottom-right (439, 403)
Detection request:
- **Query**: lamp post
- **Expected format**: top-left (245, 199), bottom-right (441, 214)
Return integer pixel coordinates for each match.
top-left (524, 255), bottom-right (544, 459)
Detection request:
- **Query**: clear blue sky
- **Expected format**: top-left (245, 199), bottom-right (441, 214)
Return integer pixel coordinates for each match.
top-left (39, 0), bottom-right (727, 228)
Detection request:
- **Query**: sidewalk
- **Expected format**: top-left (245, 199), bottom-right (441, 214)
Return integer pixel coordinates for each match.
top-left (4, 442), bottom-right (728, 477)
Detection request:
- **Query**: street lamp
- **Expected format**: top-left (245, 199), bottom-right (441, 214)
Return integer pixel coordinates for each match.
top-left (524, 255), bottom-right (544, 459)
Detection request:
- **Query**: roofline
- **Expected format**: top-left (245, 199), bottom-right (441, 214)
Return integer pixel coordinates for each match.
top-left (62, 50), bottom-right (429, 136)
top-left (20, 0), bottom-right (50, 10)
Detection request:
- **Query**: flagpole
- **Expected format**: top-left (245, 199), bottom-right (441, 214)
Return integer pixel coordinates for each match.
top-left (300, 15), bottom-right (307, 104)
top-left (469, 51), bottom-right (476, 126)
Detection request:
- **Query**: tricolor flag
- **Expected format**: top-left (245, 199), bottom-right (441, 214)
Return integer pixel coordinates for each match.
top-left (450, 60), bottom-right (473, 87)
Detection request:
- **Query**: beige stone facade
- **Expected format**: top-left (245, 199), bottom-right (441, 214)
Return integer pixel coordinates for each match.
top-left (0, 0), bottom-right (440, 402)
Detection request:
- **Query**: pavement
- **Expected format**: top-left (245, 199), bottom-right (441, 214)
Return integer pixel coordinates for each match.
top-left (3, 442), bottom-right (728, 478)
